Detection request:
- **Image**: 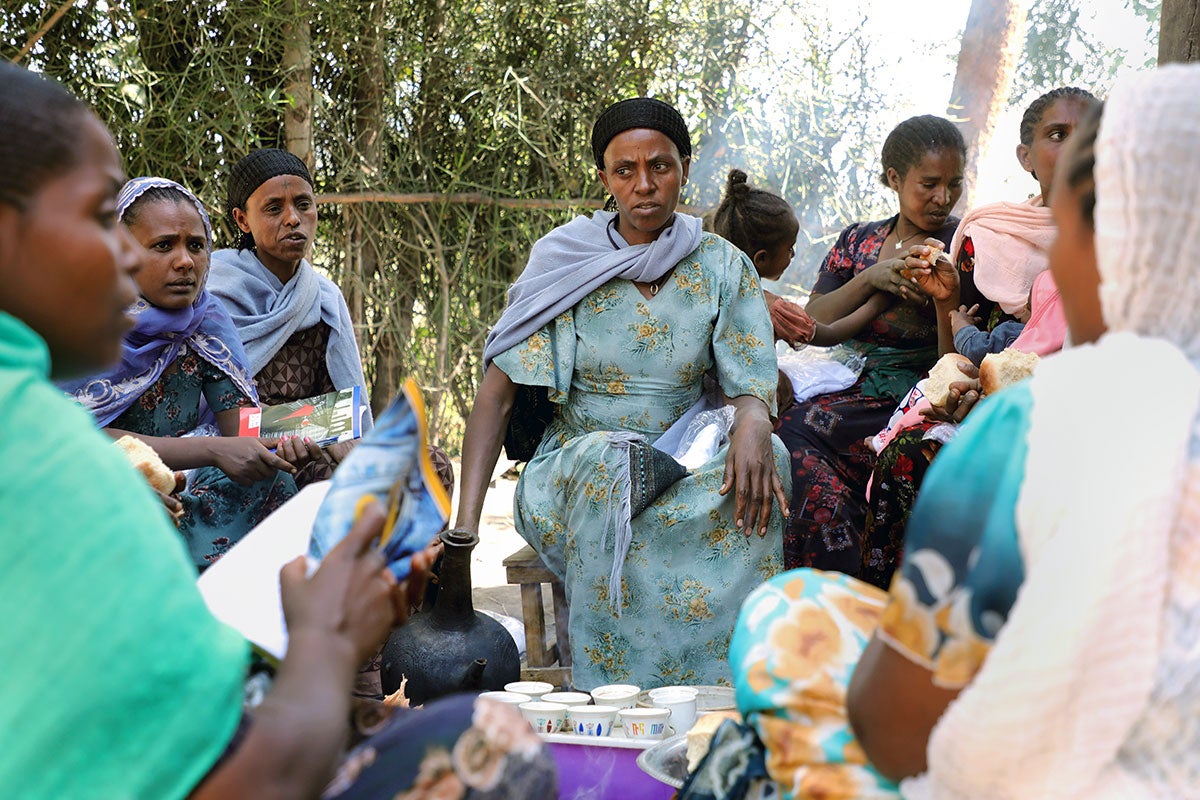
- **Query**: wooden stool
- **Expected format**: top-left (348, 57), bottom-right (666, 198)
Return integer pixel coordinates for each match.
top-left (502, 544), bottom-right (572, 687)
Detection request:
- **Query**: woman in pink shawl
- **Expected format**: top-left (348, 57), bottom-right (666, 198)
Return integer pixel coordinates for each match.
top-left (859, 87), bottom-right (1094, 589)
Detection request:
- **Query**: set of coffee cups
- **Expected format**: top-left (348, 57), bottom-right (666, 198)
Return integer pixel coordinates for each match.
top-left (479, 681), bottom-right (699, 740)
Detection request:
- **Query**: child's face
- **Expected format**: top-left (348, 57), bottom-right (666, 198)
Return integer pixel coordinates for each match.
top-left (125, 198), bottom-right (208, 310)
top-left (754, 216), bottom-right (799, 282)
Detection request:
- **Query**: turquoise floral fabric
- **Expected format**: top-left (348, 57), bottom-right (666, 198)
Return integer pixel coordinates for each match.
top-left (494, 233), bottom-right (790, 689)
top-left (112, 346), bottom-right (297, 571)
top-left (878, 385), bottom-right (1029, 688)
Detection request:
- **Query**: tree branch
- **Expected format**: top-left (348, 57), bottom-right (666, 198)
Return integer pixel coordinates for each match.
top-left (315, 191), bottom-right (699, 214)
top-left (12, 0), bottom-right (78, 65)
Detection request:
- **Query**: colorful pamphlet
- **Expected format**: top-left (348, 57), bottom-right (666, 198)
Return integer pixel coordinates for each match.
top-left (237, 387), bottom-right (365, 446)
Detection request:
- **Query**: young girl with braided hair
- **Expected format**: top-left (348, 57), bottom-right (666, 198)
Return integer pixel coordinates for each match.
top-left (712, 169), bottom-right (890, 348)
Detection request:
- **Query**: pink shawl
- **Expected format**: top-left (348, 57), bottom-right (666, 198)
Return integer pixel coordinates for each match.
top-left (948, 196), bottom-right (1056, 315)
top-left (1011, 269), bottom-right (1067, 356)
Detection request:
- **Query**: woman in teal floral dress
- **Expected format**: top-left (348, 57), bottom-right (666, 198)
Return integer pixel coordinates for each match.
top-left (456, 98), bottom-right (790, 689)
top-left (63, 178), bottom-right (297, 571)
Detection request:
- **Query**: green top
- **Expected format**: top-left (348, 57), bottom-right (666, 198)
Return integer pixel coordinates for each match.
top-left (0, 311), bottom-right (248, 799)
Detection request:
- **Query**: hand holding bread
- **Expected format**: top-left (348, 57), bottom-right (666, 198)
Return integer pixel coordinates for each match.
top-left (979, 349), bottom-right (1039, 395)
top-left (904, 239), bottom-right (958, 303)
top-left (114, 435), bottom-right (185, 524)
top-left (923, 353), bottom-right (977, 406)
top-left (920, 353), bottom-right (981, 424)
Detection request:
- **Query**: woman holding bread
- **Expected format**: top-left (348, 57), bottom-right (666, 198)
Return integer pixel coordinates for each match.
top-left (849, 66), bottom-right (1200, 796)
top-left (774, 114), bottom-right (965, 573)
top-left (61, 177), bottom-right (299, 572)
top-left (860, 87), bottom-right (1094, 589)
top-left (0, 62), bottom-right (554, 799)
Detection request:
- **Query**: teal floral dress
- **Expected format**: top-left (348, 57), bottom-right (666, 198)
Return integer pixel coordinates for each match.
top-left (494, 233), bottom-right (790, 689)
top-left (113, 346), bottom-right (298, 571)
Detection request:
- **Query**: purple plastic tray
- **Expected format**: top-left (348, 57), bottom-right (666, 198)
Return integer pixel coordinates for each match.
top-left (548, 738), bottom-right (676, 799)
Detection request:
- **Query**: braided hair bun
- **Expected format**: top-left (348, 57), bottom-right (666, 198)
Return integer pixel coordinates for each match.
top-left (711, 169), bottom-right (796, 262)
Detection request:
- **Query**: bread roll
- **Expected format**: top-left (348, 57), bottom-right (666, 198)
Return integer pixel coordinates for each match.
top-left (686, 710), bottom-right (742, 773)
top-left (979, 349), bottom-right (1040, 395)
top-left (114, 435), bottom-right (176, 495)
top-left (923, 353), bottom-right (975, 407)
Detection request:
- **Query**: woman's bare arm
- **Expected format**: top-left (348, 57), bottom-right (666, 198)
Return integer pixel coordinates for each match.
top-left (846, 635), bottom-right (961, 783)
top-left (190, 505), bottom-right (436, 799)
top-left (806, 256), bottom-right (926, 324)
top-left (454, 364), bottom-right (518, 532)
top-left (808, 292), bottom-right (894, 346)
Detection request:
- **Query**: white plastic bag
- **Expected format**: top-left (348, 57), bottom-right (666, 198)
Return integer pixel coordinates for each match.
top-left (775, 342), bottom-right (866, 403)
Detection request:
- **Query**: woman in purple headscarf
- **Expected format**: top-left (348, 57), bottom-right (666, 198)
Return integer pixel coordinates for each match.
top-left (61, 177), bottom-right (298, 571)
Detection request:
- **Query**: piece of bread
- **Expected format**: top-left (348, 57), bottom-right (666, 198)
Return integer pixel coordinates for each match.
top-left (925, 243), bottom-right (947, 265)
top-left (923, 353), bottom-right (975, 407)
top-left (114, 435), bottom-right (176, 495)
top-left (980, 349), bottom-right (1039, 395)
top-left (686, 710), bottom-right (742, 773)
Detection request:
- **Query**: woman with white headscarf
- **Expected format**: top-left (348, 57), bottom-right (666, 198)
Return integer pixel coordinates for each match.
top-left (62, 178), bottom-right (298, 570)
top-left (847, 64), bottom-right (1200, 797)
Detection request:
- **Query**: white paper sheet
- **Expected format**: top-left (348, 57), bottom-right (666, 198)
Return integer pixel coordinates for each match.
top-left (197, 483), bottom-right (331, 660)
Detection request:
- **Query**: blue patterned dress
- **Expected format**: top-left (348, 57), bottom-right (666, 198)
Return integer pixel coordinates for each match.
top-left (494, 233), bottom-right (790, 689)
top-left (113, 347), bottom-right (297, 571)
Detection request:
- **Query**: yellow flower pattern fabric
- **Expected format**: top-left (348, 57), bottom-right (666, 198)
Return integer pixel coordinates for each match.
top-left (724, 569), bottom-right (900, 799)
top-left (493, 233), bottom-right (788, 689)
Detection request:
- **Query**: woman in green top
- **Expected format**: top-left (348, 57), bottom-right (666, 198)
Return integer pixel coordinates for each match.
top-left (0, 62), bottom-right (554, 799)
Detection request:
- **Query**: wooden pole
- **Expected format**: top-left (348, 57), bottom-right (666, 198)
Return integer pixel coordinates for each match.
top-left (1159, 0), bottom-right (1200, 64)
top-left (314, 191), bottom-right (700, 214)
top-left (11, 0), bottom-right (77, 64)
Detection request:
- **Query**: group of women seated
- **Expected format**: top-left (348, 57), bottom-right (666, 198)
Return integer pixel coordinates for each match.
top-left (4, 46), bottom-right (1200, 798)
top-left (54, 148), bottom-right (372, 572)
top-left (680, 67), bottom-right (1200, 800)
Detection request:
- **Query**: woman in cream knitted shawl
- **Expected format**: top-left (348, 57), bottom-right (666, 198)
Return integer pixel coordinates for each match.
top-left (847, 64), bottom-right (1200, 798)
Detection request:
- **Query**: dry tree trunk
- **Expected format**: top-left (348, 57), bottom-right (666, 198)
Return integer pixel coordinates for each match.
top-left (947, 0), bottom-right (1028, 211)
top-left (281, 5), bottom-right (313, 168)
top-left (1160, 0), bottom-right (1200, 64)
top-left (350, 0), bottom-right (403, 415)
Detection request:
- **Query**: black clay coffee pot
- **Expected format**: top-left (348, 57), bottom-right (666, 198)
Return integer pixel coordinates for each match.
top-left (381, 528), bottom-right (521, 704)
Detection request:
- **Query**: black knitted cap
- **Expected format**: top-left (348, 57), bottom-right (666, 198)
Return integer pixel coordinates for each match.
top-left (226, 148), bottom-right (313, 248)
top-left (591, 98), bottom-right (691, 169)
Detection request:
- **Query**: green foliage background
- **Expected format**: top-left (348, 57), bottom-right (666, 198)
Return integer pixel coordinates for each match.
top-left (8, 0), bottom-right (1156, 451)
top-left (4, 0), bottom-right (895, 450)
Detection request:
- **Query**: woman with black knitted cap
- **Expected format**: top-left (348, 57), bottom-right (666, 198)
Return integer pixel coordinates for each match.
top-left (207, 149), bottom-right (372, 487)
top-left (456, 97), bottom-right (791, 689)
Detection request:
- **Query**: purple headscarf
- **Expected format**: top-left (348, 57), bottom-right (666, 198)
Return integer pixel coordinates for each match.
top-left (59, 177), bottom-right (258, 427)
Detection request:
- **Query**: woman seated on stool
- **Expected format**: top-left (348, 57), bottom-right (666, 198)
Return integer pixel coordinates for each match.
top-left (456, 97), bottom-right (790, 689)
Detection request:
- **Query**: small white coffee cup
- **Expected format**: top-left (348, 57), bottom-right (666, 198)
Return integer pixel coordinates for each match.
top-left (590, 683), bottom-right (641, 709)
top-left (618, 707), bottom-right (672, 740)
top-left (478, 690), bottom-right (532, 706)
top-left (649, 687), bottom-right (698, 732)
